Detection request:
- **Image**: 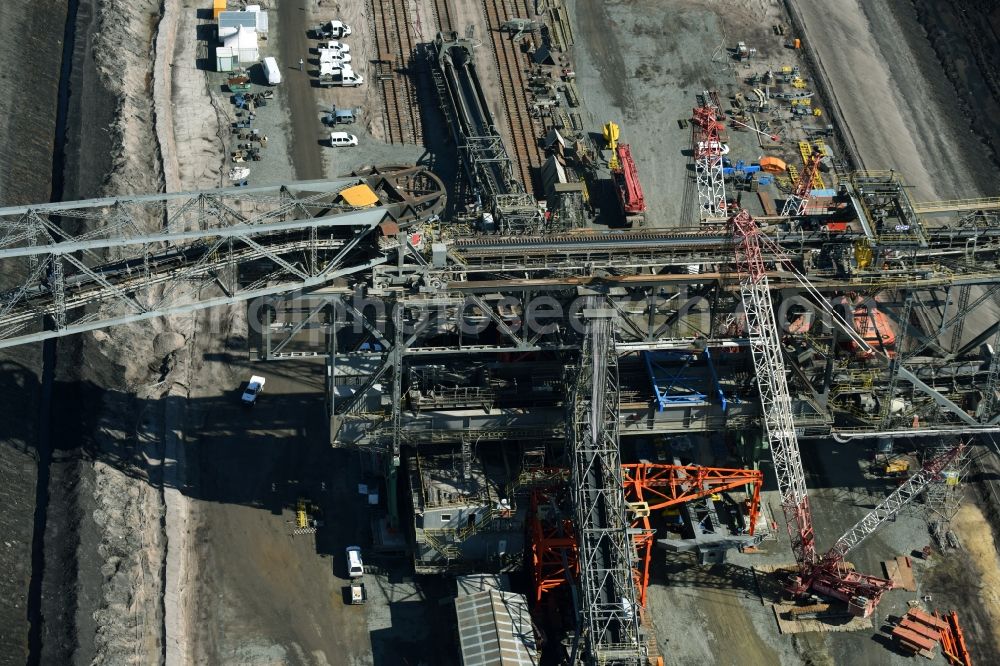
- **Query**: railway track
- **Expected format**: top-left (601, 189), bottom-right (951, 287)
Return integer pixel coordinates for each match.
top-left (482, 0), bottom-right (543, 196)
top-left (370, 0), bottom-right (423, 145)
top-left (431, 0), bottom-right (454, 34)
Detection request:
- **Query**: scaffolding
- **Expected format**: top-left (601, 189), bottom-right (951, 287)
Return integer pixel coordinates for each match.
top-left (569, 302), bottom-right (644, 665)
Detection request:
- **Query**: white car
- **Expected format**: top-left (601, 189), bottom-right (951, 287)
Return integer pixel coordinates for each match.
top-left (329, 20), bottom-right (352, 36)
top-left (241, 375), bottom-right (266, 406)
top-left (346, 546), bottom-right (364, 578)
top-left (329, 131), bottom-right (359, 147)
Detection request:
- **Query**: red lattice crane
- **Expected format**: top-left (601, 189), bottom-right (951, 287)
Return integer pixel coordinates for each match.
top-left (529, 485), bottom-right (579, 604)
top-left (733, 207), bottom-right (965, 616)
top-left (691, 105), bottom-right (728, 217)
top-left (528, 462), bottom-right (764, 607)
top-left (780, 150), bottom-right (823, 216)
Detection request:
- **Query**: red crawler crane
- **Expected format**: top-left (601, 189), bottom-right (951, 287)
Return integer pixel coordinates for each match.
top-left (691, 105), bottom-right (728, 217)
top-left (611, 144), bottom-right (646, 224)
top-left (733, 207), bottom-right (964, 616)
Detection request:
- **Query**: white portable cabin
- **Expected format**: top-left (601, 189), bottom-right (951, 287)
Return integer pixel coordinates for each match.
top-left (215, 46), bottom-right (238, 72)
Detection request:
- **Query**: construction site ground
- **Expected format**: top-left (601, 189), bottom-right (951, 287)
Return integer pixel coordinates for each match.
top-left (163, 0), bottom-right (1000, 662)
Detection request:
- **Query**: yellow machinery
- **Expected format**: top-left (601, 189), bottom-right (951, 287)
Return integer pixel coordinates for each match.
top-left (296, 498), bottom-right (309, 529)
top-left (877, 458), bottom-right (911, 477)
top-left (854, 238), bottom-right (874, 269)
top-left (293, 498), bottom-right (322, 534)
top-left (603, 121), bottom-right (620, 170)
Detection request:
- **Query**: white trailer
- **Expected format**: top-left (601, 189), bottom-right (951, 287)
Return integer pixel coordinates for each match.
top-left (261, 56), bottom-right (281, 85)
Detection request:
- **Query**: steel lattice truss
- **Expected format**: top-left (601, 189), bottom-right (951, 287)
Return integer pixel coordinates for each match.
top-left (819, 445), bottom-right (963, 569)
top-left (0, 170), bottom-right (444, 347)
top-left (691, 106), bottom-right (727, 218)
top-left (733, 209), bottom-right (817, 566)
top-left (570, 302), bottom-right (644, 665)
top-left (780, 152), bottom-right (822, 217)
top-left (434, 34), bottom-right (545, 233)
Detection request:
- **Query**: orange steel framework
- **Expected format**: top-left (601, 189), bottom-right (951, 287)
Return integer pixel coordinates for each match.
top-left (529, 463), bottom-right (763, 607)
top-left (529, 486), bottom-right (580, 604)
top-left (622, 463), bottom-right (763, 607)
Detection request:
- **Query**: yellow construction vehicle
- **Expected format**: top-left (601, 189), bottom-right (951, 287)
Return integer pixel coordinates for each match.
top-left (874, 458), bottom-right (911, 477)
top-left (293, 498), bottom-right (322, 534)
top-left (296, 498), bottom-right (310, 529)
top-left (603, 121), bottom-right (620, 170)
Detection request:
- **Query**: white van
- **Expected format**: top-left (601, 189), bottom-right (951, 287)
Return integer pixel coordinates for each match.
top-left (345, 546), bottom-right (364, 578)
top-left (261, 56), bottom-right (281, 85)
top-left (329, 131), bottom-right (358, 147)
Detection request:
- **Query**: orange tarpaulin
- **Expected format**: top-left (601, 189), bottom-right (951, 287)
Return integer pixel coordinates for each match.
top-left (339, 184), bottom-right (380, 208)
top-left (758, 156), bottom-right (787, 173)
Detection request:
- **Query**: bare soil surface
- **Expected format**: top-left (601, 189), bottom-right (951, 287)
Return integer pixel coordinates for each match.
top-left (911, 0), bottom-right (1000, 178)
top-left (0, 3), bottom-right (63, 661)
top-left (923, 503), bottom-right (1000, 661)
top-left (187, 360), bottom-right (373, 666)
top-left (790, 0), bottom-right (994, 200)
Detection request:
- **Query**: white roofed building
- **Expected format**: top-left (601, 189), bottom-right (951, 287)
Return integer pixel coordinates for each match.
top-left (222, 25), bottom-right (259, 64)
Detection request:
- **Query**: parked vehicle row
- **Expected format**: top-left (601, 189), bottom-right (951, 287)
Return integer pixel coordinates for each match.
top-left (308, 18), bottom-right (363, 148)
top-left (309, 19), bottom-right (364, 88)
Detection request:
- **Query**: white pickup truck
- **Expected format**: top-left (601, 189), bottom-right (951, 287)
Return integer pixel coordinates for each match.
top-left (241, 375), bottom-right (266, 406)
top-left (318, 63), bottom-right (364, 87)
top-left (312, 20), bottom-right (352, 39)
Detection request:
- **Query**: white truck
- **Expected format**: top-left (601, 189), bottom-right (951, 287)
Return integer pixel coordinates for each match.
top-left (261, 56), bottom-right (281, 85)
top-left (241, 375), bottom-right (266, 406)
top-left (348, 581), bottom-right (366, 604)
top-left (318, 63), bottom-right (363, 87)
top-left (312, 20), bottom-right (352, 39)
top-left (320, 41), bottom-right (351, 54)
top-left (319, 48), bottom-right (352, 65)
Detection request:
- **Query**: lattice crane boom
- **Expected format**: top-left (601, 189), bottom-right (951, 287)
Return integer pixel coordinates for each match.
top-left (692, 106), bottom-right (728, 218)
top-left (732, 209), bottom-right (817, 567)
top-left (819, 444), bottom-right (963, 569)
top-left (803, 444), bottom-right (964, 617)
top-left (780, 151), bottom-right (823, 217)
top-left (735, 211), bottom-right (967, 616)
